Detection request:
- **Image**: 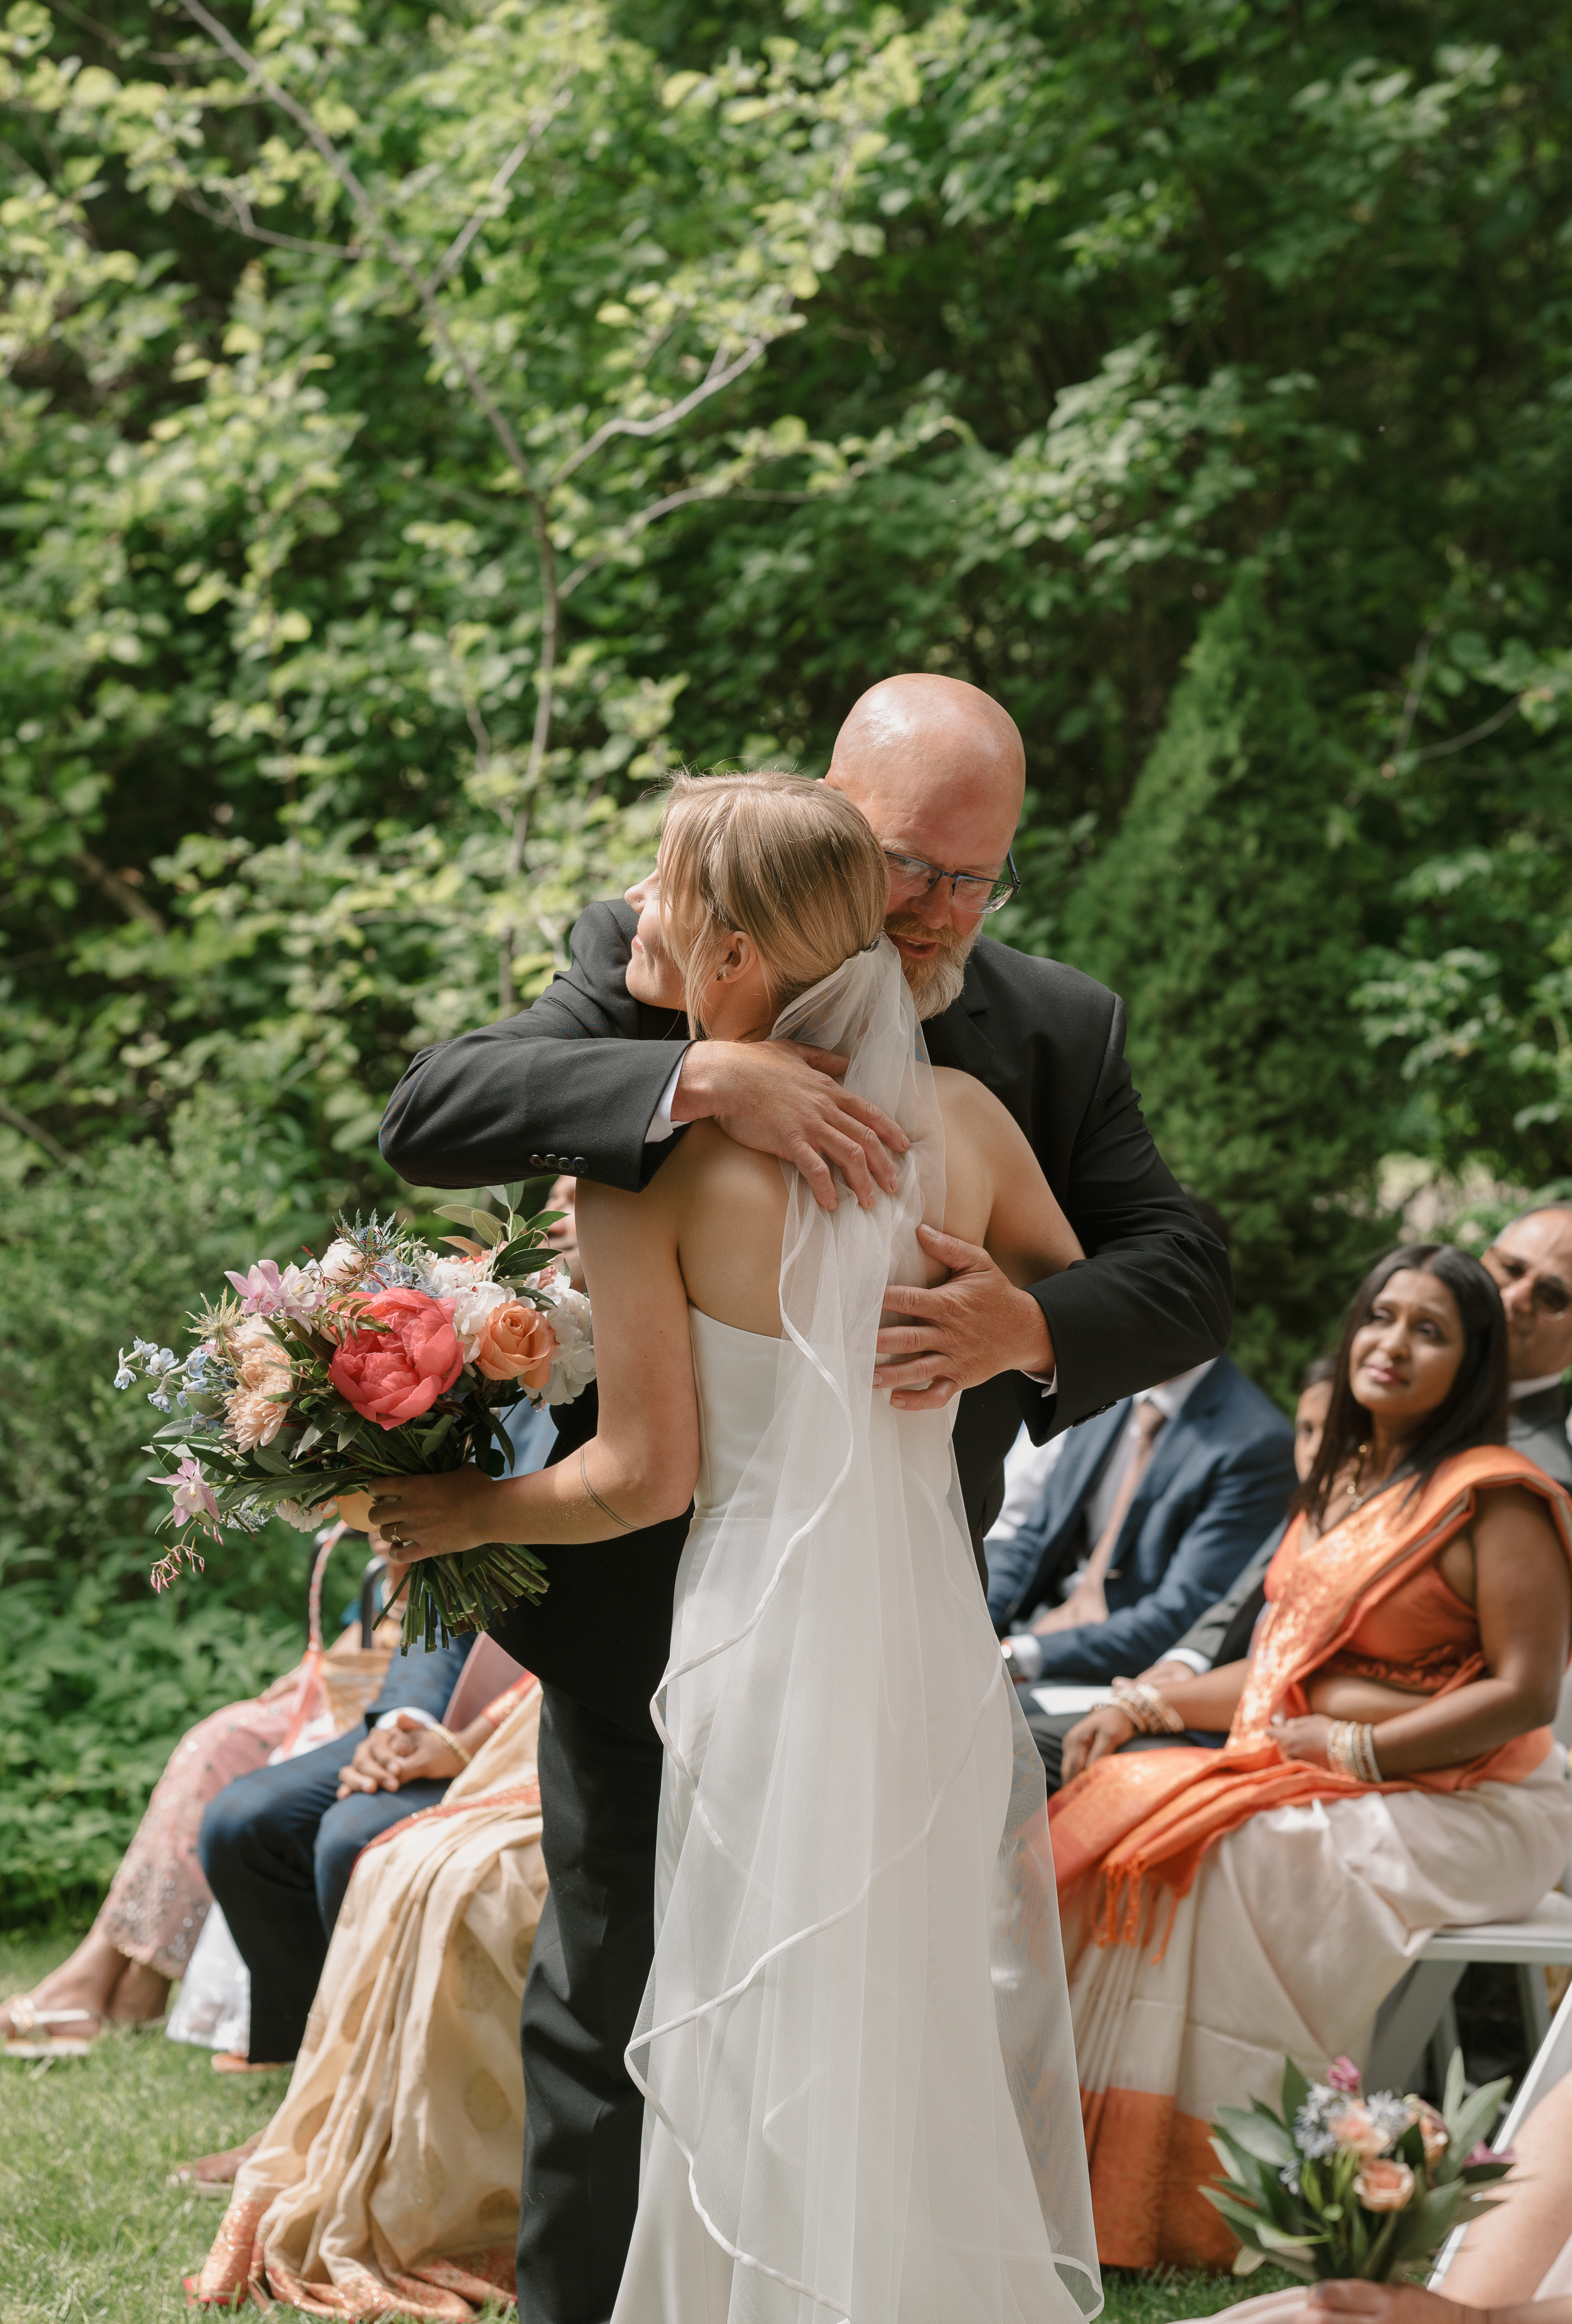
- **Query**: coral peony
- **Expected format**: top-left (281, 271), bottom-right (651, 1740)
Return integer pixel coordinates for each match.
top-left (1355, 2158), bottom-right (1415, 2211)
top-left (1329, 2103), bottom-right (1389, 2159)
top-left (472, 1299), bottom-right (556, 1386)
top-left (330, 1288), bottom-right (462, 1429)
top-left (1326, 2057), bottom-right (1362, 2095)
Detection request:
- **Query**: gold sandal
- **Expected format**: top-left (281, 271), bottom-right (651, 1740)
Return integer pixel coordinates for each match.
top-left (1, 1996), bottom-right (99, 2058)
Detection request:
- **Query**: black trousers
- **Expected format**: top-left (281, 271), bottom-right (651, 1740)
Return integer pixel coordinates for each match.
top-left (198, 1726), bottom-right (447, 2063)
top-left (515, 1687), bottom-right (666, 2324)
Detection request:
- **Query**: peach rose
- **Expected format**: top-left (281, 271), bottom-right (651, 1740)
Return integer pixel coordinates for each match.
top-left (1355, 2158), bottom-right (1415, 2212)
top-left (228, 1383), bottom-right (287, 1450)
top-left (1329, 2103), bottom-right (1389, 2160)
top-left (472, 1299), bottom-right (557, 1387)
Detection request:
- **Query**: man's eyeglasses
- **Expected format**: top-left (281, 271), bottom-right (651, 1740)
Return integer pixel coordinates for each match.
top-left (883, 847), bottom-right (1020, 917)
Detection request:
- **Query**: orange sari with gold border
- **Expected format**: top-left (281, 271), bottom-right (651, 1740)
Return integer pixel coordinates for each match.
top-left (1048, 1446), bottom-right (1572, 2271)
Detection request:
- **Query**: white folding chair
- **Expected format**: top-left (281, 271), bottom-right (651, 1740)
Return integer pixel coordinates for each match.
top-left (1366, 1892), bottom-right (1572, 2095)
top-left (1428, 1972), bottom-right (1572, 2284)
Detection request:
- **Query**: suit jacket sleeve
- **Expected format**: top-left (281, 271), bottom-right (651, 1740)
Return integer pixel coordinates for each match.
top-left (363, 1634), bottom-right (474, 1724)
top-left (378, 902), bottom-right (689, 1192)
top-left (1017, 987), bottom-right (1233, 1434)
top-left (1164, 1521), bottom-right (1285, 1667)
top-left (1031, 1439), bottom-right (1295, 1683)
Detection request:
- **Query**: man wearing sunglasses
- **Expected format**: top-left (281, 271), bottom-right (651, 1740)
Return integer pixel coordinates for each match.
top-left (378, 669), bottom-right (1233, 2324)
top-left (1482, 1203), bottom-right (1572, 1488)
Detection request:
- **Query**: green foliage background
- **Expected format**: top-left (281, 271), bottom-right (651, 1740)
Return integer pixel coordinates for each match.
top-left (3, 0), bottom-right (1571, 1918)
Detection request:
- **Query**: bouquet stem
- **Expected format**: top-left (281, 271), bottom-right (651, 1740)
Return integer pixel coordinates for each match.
top-left (387, 1541), bottom-right (550, 1652)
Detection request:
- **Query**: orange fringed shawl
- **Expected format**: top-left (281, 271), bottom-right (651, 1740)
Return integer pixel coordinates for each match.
top-left (1048, 1446), bottom-right (1572, 1950)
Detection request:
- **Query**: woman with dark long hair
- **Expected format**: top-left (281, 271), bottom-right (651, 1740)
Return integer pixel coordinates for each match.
top-left (1049, 1243), bottom-right (1572, 2275)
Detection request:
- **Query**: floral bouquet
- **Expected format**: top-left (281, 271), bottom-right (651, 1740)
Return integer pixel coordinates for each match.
top-left (1207, 2050), bottom-right (1514, 2282)
top-left (116, 1189), bottom-right (595, 1649)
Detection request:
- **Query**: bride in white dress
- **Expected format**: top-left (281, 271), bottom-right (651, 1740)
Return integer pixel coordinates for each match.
top-left (374, 772), bottom-right (1100, 2323)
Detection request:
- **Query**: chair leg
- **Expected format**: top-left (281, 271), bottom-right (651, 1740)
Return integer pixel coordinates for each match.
top-left (1369, 1961), bottom-right (1467, 2093)
top-left (1428, 1996), bottom-right (1462, 2097)
top-left (1518, 1962), bottom-right (1552, 2057)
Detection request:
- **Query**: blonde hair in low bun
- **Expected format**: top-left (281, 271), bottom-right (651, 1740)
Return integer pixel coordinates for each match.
top-left (658, 770), bottom-right (889, 1036)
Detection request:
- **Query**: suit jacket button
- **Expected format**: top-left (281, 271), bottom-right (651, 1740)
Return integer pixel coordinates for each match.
top-left (572, 1157), bottom-right (587, 1172)
top-left (528, 1154), bottom-right (541, 1167)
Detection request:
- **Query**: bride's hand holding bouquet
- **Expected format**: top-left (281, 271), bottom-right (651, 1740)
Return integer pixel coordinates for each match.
top-left (116, 1188), bottom-right (595, 1648)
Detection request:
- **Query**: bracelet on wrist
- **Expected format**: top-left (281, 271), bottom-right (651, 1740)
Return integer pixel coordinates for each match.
top-left (1111, 1678), bottom-right (1186, 1736)
top-left (429, 1720), bottom-right (474, 1769)
top-left (1326, 1719), bottom-right (1381, 1785)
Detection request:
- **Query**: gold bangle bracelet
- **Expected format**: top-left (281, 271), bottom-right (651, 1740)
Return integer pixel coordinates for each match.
top-left (428, 1721), bottom-right (474, 1769)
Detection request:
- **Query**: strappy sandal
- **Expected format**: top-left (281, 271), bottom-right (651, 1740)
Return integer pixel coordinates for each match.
top-left (1, 1996), bottom-right (99, 2058)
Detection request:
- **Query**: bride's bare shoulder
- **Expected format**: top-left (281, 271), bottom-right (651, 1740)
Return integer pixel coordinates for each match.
top-left (931, 1064), bottom-right (1021, 1150)
top-left (665, 1117), bottom-right (782, 1193)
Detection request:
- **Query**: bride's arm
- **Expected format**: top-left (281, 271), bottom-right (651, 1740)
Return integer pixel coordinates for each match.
top-left (365, 1179), bottom-right (699, 1560)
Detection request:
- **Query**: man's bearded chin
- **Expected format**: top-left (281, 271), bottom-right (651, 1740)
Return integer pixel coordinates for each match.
top-left (886, 913), bottom-right (979, 1019)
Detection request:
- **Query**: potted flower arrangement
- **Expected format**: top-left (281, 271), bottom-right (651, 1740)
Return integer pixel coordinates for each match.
top-left (1206, 2050), bottom-right (1514, 2282)
top-left (117, 1189), bottom-right (594, 1647)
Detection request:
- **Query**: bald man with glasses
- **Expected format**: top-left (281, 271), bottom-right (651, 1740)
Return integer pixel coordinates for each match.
top-left (378, 673), bottom-right (1232, 2324)
top-left (1483, 1203), bottom-right (1572, 1489)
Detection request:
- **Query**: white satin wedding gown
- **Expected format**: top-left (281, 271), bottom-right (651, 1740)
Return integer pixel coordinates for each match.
top-left (611, 941), bottom-right (1100, 2324)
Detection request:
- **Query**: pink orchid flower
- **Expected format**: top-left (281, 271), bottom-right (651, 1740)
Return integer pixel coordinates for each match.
top-left (155, 1456), bottom-right (221, 1536)
top-left (226, 1259), bottom-right (287, 1315)
top-left (1326, 2057), bottom-right (1362, 2094)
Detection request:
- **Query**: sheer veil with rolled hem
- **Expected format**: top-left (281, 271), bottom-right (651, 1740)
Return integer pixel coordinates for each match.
top-left (613, 937), bottom-right (1100, 2324)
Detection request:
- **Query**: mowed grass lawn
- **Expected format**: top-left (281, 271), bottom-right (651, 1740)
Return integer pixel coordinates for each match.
top-left (0, 1921), bottom-right (1290, 2324)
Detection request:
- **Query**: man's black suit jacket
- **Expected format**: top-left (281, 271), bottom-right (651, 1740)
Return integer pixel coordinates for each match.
top-left (378, 901), bottom-right (1233, 1726)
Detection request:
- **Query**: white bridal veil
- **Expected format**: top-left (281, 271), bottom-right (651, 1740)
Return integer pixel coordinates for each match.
top-left (620, 939), bottom-right (1100, 2324)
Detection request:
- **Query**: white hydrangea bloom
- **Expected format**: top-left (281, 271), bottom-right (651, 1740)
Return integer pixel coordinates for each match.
top-left (540, 1286), bottom-right (595, 1406)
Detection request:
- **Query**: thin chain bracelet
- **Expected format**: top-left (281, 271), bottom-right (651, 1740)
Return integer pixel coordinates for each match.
top-left (580, 1446), bottom-right (634, 1531)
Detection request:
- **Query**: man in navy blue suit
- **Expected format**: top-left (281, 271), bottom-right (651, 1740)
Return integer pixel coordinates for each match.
top-left (984, 1209), bottom-right (1294, 1702)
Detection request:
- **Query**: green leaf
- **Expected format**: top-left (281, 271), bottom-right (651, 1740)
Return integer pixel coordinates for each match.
top-left (1215, 2104), bottom-right (1299, 2170)
top-left (1281, 2057), bottom-right (1312, 2123)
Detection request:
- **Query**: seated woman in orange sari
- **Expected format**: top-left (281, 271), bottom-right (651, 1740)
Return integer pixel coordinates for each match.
top-left (1049, 1242), bottom-right (1572, 2273)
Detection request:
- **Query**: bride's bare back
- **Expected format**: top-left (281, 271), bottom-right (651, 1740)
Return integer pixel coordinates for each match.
top-left (586, 1065), bottom-right (1082, 1342)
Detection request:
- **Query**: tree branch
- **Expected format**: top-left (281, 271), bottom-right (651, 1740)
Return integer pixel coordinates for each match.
top-left (76, 848), bottom-right (167, 932)
top-left (176, 184), bottom-right (362, 258)
top-left (1392, 618), bottom-right (1444, 757)
top-left (1410, 697), bottom-right (1523, 763)
top-left (0, 1096), bottom-right (78, 1171)
top-left (550, 333), bottom-right (775, 487)
top-left (422, 91), bottom-right (571, 297)
top-left (558, 467), bottom-right (767, 599)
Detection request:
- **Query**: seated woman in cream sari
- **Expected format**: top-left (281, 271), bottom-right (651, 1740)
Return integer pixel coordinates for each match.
top-left (1049, 1242), bottom-right (1572, 2273)
top-left (193, 1669), bottom-right (546, 2319)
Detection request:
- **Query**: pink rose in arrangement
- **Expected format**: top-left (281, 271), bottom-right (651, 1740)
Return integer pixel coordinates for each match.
top-left (1325, 2057), bottom-right (1362, 2094)
top-left (1354, 2158), bottom-right (1415, 2212)
top-left (472, 1300), bottom-right (557, 1387)
top-left (1328, 2102), bottom-right (1389, 2159)
top-left (330, 1288), bottom-right (463, 1429)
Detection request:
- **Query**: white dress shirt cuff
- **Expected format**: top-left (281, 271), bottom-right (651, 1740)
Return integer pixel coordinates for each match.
top-left (1004, 1632), bottom-right (1045, 1682)
top-left (1023, 1369), bottom-right (1057, 1397)
top-left (644, 1057), bottom-right (685, 1145)
top-left (374, 1706), bottom-right (439, 1732)
top-left (1162, 1646), bottom-right (1213, 1677)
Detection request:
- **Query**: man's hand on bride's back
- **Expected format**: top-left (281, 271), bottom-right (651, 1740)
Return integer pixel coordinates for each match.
top-left (672, 1041), bottom-right (907, 1213)
top-left (873, 1226), bottom-right (1053, 1409)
